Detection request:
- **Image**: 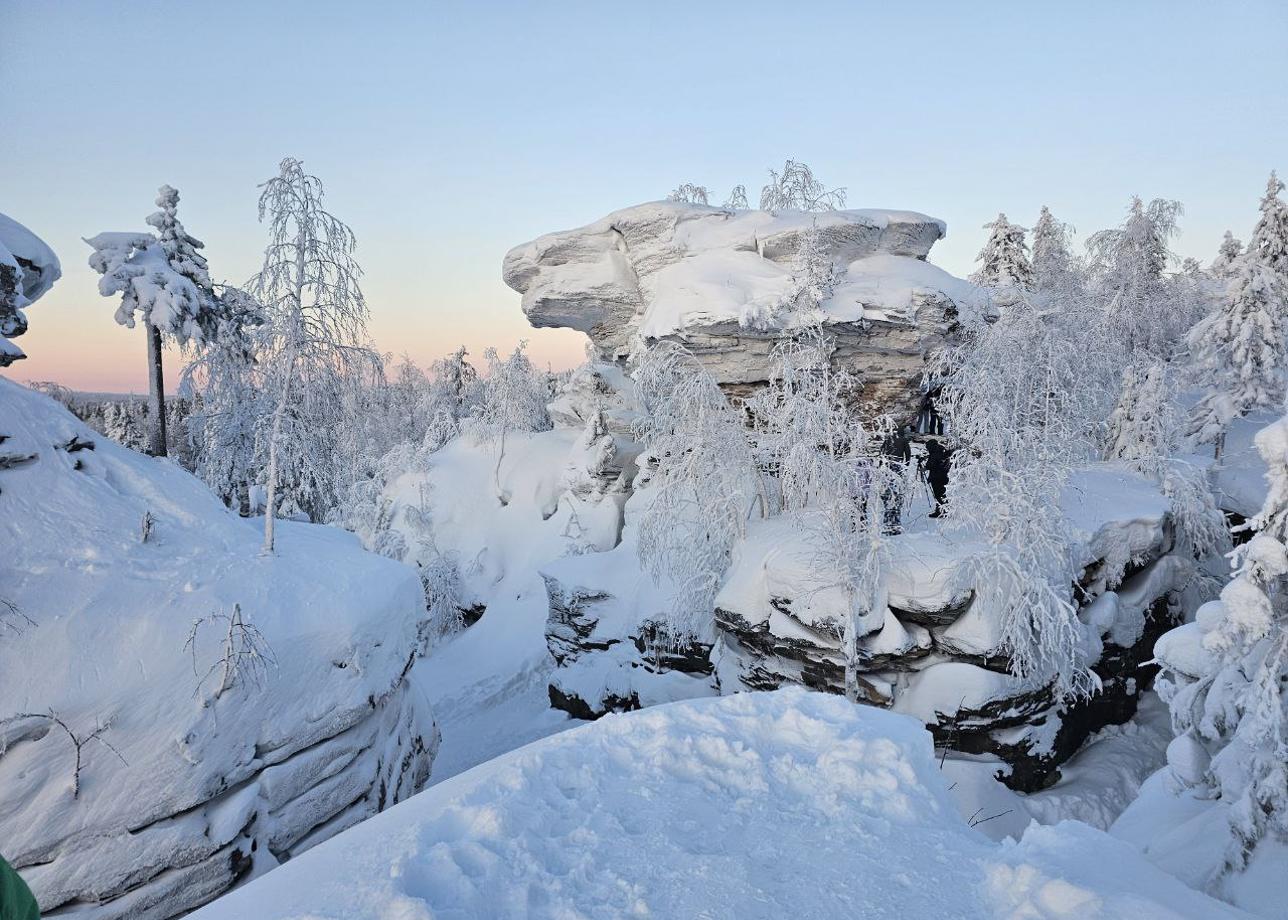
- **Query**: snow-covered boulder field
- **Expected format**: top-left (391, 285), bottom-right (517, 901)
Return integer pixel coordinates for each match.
top-left (191, 688), bottom-right (1246, 920)
top-left (0, 378), bottom-right (438, 919)
top-left (503, 201), bottom-right (985, 421)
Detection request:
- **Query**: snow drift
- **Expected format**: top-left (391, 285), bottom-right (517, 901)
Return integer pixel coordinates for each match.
top-left (192, 688), bottom-right (1247, 920)
top-left (0, 378), bottom-right (438, 919)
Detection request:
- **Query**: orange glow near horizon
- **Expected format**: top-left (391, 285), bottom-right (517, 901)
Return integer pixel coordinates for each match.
top-left (8, 279), bottom-right (591, 395)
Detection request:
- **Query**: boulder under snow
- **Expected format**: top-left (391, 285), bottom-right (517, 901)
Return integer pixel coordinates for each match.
top-left (0, 378), bottom-right (438, 919)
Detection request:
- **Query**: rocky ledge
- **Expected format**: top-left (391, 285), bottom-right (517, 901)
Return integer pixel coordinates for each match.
top-left (503, 201), bottom-right (985, 423)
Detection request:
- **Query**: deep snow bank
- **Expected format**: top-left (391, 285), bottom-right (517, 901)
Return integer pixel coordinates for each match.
top-left (0, 378), bottom-right (438, 919)
top-left (193, 688), bottom-right (1247, 920)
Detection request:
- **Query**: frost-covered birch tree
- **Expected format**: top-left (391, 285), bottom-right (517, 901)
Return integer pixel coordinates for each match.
top-left (474, 341), bottom-right (551, 501)
top-left (249, 158), bottom-right (381, 552)
top-left (722, 185), bottom-right (749, 209)
top-left (181, 285), bottom-right (265, 511)
top-left (933, 300), bottom-right (1118, 697)
top-left (750, 329), bottom-right (912, 699)
top-left (86, 185), bottom-right (223, 456)
top-left (667, 183), bottom-right (709, 205)
top-left (634, 342), bottom-right (760, 642)
top-left (759, 159), bottom-right (846, 212)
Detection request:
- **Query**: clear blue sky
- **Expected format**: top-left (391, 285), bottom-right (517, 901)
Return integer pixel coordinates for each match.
top-left (4, 0), bottom-right (1286, 390)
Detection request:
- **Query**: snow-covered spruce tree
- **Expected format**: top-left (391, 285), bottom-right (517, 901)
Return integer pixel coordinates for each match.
top-left (723, 185), bottom-right (749, 209)
top-left (424, 346), bottom-right (480, 449)
top-left (1188, 253), bottom-right (1286, 459)
top-left (971, 213), bottom-right (1032, 291)
top-left (1085, 196), bottom-right (1184, 357)
top-left (86, 185), bottom-right (223, 456)
top-left (1211, 230), bottom-right (1244, 279)
top-left (249, 158), bottom-right (382, 552)
top-left (634, 342), bottom-right (761, 643)
top-left (667, 183), bottom-right (709, 205)
top-left (1159, 411), bottom-right (1288, 875)
top-left (1030, 206), bottom-right (1074, 293)
top-left (1104, 360), bottom-right (1180, 480)
top-left (1104, 359), bottom-right (1229, 562)
top-left (759, 159), bottom-right (846, 212)
top-left (181, 286), bottom-right (265, 511)
top-left (474, 341), bottom-right (551, 502)
top-left (1248, 171), bottom-right (1288, 280)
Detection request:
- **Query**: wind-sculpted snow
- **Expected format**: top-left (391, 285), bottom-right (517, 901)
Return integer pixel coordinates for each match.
top-left (503, 201), bottom-right (986, 422)
top-left (0, 378), bottom-right (438, 919)
top-left (194, 688), bottom-right (1247, 920)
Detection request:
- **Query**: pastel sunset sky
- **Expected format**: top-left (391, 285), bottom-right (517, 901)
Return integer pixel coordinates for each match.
top-left (4, 0), bottom-right (1286, 392)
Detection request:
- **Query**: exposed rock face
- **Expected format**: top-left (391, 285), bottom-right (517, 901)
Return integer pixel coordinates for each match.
top-left (503, 202), bottom-right (983, 423)
top-left (541, 566), bottom-right (717, 721)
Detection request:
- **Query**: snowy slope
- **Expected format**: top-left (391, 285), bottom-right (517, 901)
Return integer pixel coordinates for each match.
top-left (193, 688), bottom-right (1249, 920)
top-left (0, 377), bottom-right (438, 918)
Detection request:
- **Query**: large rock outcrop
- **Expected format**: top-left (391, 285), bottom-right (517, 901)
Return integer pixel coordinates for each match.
top-left (0, 379), bottom-right (438, 919)
top-left (541, 464), bottom-right (1192, 792)
top-left (503, 202), bottom-right (985, 422)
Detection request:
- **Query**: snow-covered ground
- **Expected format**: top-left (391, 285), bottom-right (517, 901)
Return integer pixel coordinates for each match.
top-left (192, 688), bottom-right (1249, 920)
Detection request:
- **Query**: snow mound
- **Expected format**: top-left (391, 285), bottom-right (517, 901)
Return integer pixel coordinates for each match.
top-left (0, 377), bottom-right (438, 919)
top-left (193, 688), bottom-right (1247, 920)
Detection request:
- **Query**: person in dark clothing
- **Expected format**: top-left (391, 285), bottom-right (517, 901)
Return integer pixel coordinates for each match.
top-left (0, 855), bottom-right (39, 920)
top-left (879, 425), bottom-right (916, 534)
top-left (924, 436), bottom-right (952, 517)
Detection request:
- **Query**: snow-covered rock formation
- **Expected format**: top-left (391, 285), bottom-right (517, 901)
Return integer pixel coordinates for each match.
top-left (543, 462), bottom-right (1191, 791)
top-left (0, 379), bottom-right (438, 919)
top-left (191, 688), bottom-right (1244, 920)
top-left (0, 212), bottom-right (62, 365)
top-left (503, 201), bottom-right (985, 421)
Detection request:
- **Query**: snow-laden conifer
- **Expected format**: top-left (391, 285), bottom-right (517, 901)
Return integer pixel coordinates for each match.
top-left (972, 213), bottom-right (1032, 290)
top-left (1158, 411), bottom-right (1288, 875)
top-left (1211, 230), bottom-right (1244, 279)
top-left (1188, 255), bottom-right (1286, 458)
top-left (86, 185), bottom-right (223, 456)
